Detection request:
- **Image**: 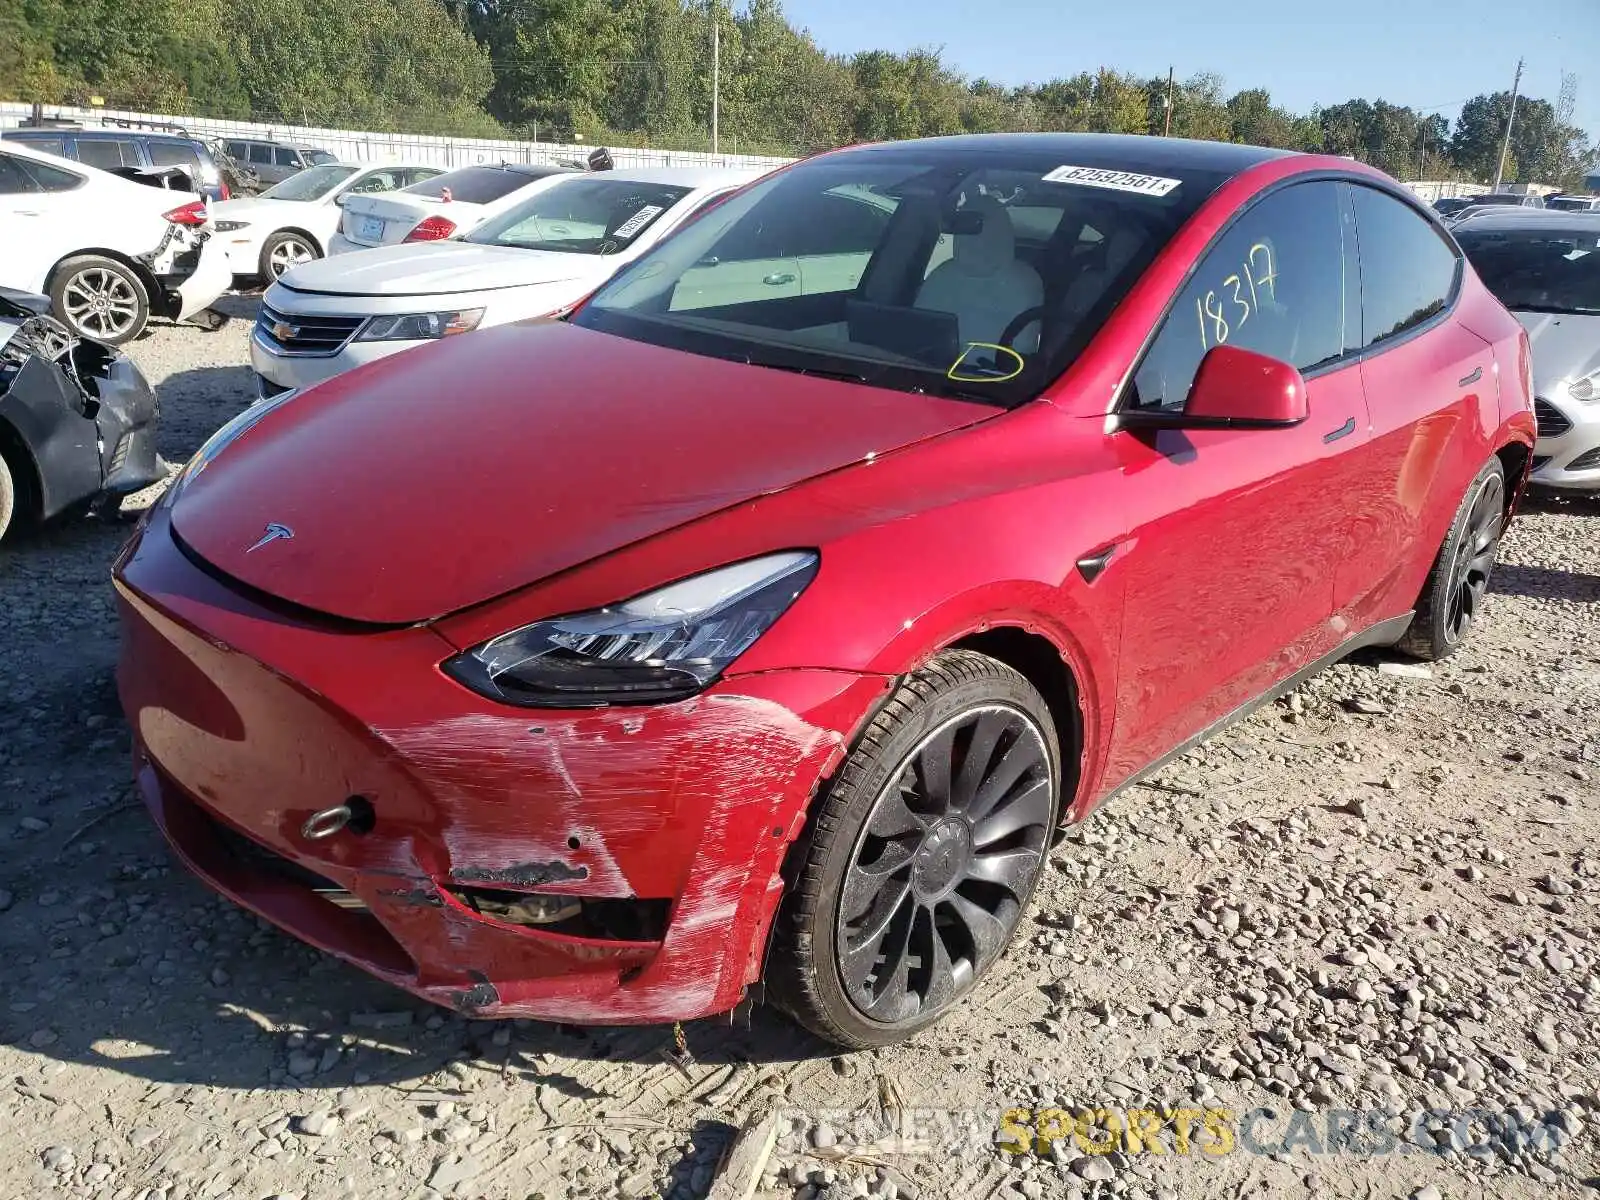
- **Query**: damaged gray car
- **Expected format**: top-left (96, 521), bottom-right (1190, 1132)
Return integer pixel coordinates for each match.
top-left (0, 287), bottom-right (162, 544)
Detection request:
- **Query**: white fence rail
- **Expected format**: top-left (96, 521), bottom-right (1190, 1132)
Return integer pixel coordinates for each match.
top-left (0, 102), bottom-right (795, 173)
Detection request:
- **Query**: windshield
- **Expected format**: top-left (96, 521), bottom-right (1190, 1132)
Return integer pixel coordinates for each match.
top-left (466, 179), bottom-right (693, 254)
top-left (574, 149), bottom-right (1226, 407)
top-left (1457, 226), bottom-right (1600, 314)
top-left (261, 163), bottom-right (357, 201)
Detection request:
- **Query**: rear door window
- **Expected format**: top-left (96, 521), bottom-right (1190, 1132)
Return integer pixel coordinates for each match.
top-left (20, 157), bottom-right (85, 192)
top-left (348, 168), bottom-right (407, 194)
top-left (248, 144), bottom-right (273, 165)
top-left (13, 135), bottom-right (66, 156)
top-left (1130, 180), bottom-right (1349, 411)
top-left (148, 142), bottom-right (203, 176)
top-left (0, 153), bottom-right (37, 194)
top-left (1349, 186), bottom-right (1461, 348)
top-left (76, 138), bottom-right (141, 170)
top-left (225, 141), bottom-right (247, 160)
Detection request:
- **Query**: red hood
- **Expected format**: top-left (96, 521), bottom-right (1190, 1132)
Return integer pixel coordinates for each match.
top-left (172, 321), bottom-right (992, 624)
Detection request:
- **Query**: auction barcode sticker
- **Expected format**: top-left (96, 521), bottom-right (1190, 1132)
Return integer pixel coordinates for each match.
top-left (613, 205), bottom-right (665, 239)
top-left (1042, 165), bottom-right (1181, 196)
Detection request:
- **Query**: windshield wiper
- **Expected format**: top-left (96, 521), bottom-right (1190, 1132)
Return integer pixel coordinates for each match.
top-left (741, 358), bottom-right (874, 385)
top-left (1509, 303), bottom-right (1600, 315)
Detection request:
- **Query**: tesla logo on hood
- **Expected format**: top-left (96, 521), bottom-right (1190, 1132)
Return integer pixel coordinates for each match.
top-left (247, 522), bottom-right (295, 553)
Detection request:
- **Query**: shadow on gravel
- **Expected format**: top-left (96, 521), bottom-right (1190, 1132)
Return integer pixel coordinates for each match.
top-left (1491, 563), bottom-right (1600, 603)
top-left (1518, 487), bottom-right (1600, 518)
top-left (2, 786), bottom-right (834, 1092)
top-left (1, 867), bottom-right (838, 1091)
top-left (154, 364), bottom-right (258, 460)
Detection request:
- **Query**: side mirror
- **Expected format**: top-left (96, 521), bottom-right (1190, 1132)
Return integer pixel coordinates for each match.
top-left (1119, 345), bottom-right (1308, 431)
top-left (333, 194), bottom-right (347, 207)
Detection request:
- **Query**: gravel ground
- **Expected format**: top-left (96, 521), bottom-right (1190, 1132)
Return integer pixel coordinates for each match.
top-left (1, 305), bottom-right (1597, 1200)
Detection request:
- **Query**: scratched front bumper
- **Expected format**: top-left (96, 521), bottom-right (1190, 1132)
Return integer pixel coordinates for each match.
top-left (113, 505), bottom-right (885, 1022)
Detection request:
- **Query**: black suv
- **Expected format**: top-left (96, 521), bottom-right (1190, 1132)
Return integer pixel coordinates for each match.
top-left (1, 126), bottom-right (235, 201)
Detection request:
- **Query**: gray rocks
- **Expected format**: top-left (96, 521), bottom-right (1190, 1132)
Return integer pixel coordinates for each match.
top-left (296, 1109), bottom-right (340, 1137)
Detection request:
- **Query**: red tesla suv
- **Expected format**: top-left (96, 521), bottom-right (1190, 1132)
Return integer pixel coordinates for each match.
top-left (114, 135), bottom-right (1535, 1048)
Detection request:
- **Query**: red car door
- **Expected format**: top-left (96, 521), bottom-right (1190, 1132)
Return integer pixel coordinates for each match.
top-left (1101, 180), bottom-right (1371, 789)
top-left (1334, 183), bottom-right (1498, 630)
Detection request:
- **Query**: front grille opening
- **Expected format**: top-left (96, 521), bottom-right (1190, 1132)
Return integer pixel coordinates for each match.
top-left (210, 818), bottom-right (367, 911)
top-left (1565, 446), bottom-right (1600, 472)
top-left (445, 885), bottom-right (670, 942)
top-left (109, 433), bottom-right (130, 473)
top-left (255, 302), bottom-right (365, 355)
top-left (1530, 456), bottom-right (1552, 473)
top-left (1533, 398), bottom-right (1572, 439)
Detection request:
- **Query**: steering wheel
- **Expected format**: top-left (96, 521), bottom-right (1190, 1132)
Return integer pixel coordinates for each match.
top-left (998, 305), bottom-right (1046, 349)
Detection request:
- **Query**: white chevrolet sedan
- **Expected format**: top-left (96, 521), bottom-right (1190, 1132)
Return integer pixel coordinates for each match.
top-left (251, 166), bottom-right (763, 399)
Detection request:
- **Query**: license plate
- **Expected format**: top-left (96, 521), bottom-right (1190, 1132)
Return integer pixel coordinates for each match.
top-left (360, 215), bottom-right (384, 241)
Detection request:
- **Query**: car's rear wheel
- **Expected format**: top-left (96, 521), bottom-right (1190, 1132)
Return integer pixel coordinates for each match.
top-left (261, 231), bottom-right (319, 280)
top-left (50, 256), bottom-right (150, 344)
top-left (1398, 457), bottom-right (1507, 661)
top-left (769, 649), bottom-right (1060, 1048)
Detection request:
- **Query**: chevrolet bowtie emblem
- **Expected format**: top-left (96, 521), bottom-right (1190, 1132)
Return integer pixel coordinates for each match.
top-left (247, 522), bottom-right (295, 553)
top-left (272, 320), bottom-right (298, 341)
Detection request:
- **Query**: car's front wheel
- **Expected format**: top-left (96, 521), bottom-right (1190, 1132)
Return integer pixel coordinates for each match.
top-left (49, 255), bottom-right (149, 344)
top-left (1398, 456), bottom-right (1507, 661)
top-left (261, 231), bottom-right (319, 280)
top-left (769, 649), bottom-right (1060, 1048)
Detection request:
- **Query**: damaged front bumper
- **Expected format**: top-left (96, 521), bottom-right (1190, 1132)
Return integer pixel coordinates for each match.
top-left (114, 506), bottom-right (888, 1023)
top-left (0, 304), bottom-right (162, 520)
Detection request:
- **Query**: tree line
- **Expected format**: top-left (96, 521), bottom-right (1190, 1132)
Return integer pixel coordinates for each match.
top-left (3, 0), bottom-right (1595, 187)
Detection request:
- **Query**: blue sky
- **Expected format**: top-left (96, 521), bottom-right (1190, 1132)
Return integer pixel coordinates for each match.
top-left (783, 0), bottom-right (1600, 142)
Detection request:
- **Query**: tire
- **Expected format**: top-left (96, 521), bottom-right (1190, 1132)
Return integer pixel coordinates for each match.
top-left (260, 231), bottom-right (319, 280)
top-left (49, 255), bottom-right (150, 344)
top-left (768, 649), bottom-right (1061, 1048)
top-left (1397, 457), bottom-right (1507, 661)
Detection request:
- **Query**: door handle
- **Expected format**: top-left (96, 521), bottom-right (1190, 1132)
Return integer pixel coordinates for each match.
top-left (763, 272), bottom-right (796, 286)
top-left (1075, 542), bottom-right (1121, 584)
top-left (1458, 366), bottom-right (1483, 387)
top-left (1322, 416), bottom-right (1357, 444)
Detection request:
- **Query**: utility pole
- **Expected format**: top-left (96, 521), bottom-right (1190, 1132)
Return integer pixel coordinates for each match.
top-left (711, 15), bottom-right (720, 156)
top-left (1162, 66), bottom-right (1175, 137)
top-left (1492, 57), bottom-right (1523, 192)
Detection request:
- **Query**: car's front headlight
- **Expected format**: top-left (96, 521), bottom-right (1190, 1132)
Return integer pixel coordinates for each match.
top-left (355, 309), bottom-right (484, 342)
top-left (443, 552), bottom-right (819, 707)
top-left (213, 220), bottom-right (251, 233)
top-left (1568, 374), bottom-right (1597, 402)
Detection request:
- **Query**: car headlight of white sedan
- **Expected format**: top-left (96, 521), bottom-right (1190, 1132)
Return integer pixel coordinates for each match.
top-left (356, 309), bottom-right (485, 342)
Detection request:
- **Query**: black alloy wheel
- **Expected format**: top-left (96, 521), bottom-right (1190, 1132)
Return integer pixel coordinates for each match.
top-left (1443, 467), bottom-right (1504, 644)
top-left (1398, 456), bottom-right (1507, 661)
top-left (836, 704), bottom-right (1054, 1023)
top-left (769, 650), bottom-right (1061, 1048)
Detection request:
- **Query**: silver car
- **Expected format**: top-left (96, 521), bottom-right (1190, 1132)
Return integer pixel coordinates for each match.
top-left (1456, 212), bottom-right (1600, 490)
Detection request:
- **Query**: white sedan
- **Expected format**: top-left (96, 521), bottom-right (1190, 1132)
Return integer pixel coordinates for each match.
top-left (0, 140), bottom-right (231, 344)
top-left (209, 162), bottom-right (445, 283)
top-left (328, 161), bottom-right (578, 254)
top-left (253, 166), bottom-right (762, 398)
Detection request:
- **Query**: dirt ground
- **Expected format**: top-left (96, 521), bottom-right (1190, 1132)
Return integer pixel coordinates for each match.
top-left (0, 303), bottom-right (1596, 1200)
